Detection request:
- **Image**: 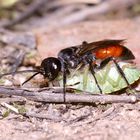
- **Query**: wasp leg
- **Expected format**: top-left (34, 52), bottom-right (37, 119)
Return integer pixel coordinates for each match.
top-left (112, 58), bottom-right (132, 92)
top-left (60, 61), bottom-right (67, 102)
top-left (89, 63), bottom-right (103, 94)
top-left (82, 53), bottom-right (103, 94)
top-left (96, 57), bottom-right (112, 70)
top-left (96, 57), bottom-right (132, 92)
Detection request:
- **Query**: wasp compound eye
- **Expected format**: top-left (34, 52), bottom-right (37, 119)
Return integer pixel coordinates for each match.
top-left (41, 57), bottom-right (61, 81)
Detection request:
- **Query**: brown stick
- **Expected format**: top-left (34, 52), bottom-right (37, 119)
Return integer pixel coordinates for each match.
top-left (0, 86), bottom-right (139, 104)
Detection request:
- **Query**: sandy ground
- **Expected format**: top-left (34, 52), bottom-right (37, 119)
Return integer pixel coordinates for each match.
top-left (0, 19), bottom-right (140, 140)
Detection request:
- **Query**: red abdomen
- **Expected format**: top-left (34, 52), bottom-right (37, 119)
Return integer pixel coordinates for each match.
top-left (94, 45), bottom-right (123, 59)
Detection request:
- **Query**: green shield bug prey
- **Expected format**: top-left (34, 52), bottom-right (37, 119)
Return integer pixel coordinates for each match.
top-left (57, 62), bottom-right (140, 94)
top-left (0, 40), bottom-right (139, 100)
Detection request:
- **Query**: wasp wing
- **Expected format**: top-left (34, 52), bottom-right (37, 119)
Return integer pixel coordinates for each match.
top-left (77, 39), bottom-right (125, 56)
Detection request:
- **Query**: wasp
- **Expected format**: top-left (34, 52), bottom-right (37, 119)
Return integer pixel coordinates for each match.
top-left (0, 39), bottom-right (135, 102)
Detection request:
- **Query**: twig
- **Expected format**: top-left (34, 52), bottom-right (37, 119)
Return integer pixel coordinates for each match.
top-left (70, 106), bottom-right (115, 127)
top-left (1, 102), bottom-right (19, 113)
top-left (0, 86), bottom-right (139, 104)
top-left (25, 112), bottom-right (64, 122)
top-left (66, 112), bottom-right (92, 125)
top-left (9, 50), bottom-right (25, 73)
top-left (1, 0), bottom-right (48, 28)
top-left (47, 0), bottom-right (139, 27)
top-left (83, 105), bottom-right (115, 124)
top-left (50, 0), bottom-right (102, 7)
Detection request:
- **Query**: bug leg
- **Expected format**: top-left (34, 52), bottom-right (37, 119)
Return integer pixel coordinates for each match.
top-left (96, 57), bottom-right (132, 92)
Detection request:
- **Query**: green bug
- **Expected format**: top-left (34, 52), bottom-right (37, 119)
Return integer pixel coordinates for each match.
top-left (57, 62), bottom-right (140, 94)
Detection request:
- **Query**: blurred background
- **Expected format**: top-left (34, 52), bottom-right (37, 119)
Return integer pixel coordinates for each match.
top-left (0, 0), bottom-right (140, 30)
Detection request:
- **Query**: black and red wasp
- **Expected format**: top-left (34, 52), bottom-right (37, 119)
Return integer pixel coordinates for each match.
top-left (0, 39), bottom-right (135, 102)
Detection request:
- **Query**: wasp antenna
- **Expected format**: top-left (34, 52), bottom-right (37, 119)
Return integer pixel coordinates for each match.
top-left (0, 70), bottom-right (39, 78)
top-left (22, 72), bottom-right (41, 85)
